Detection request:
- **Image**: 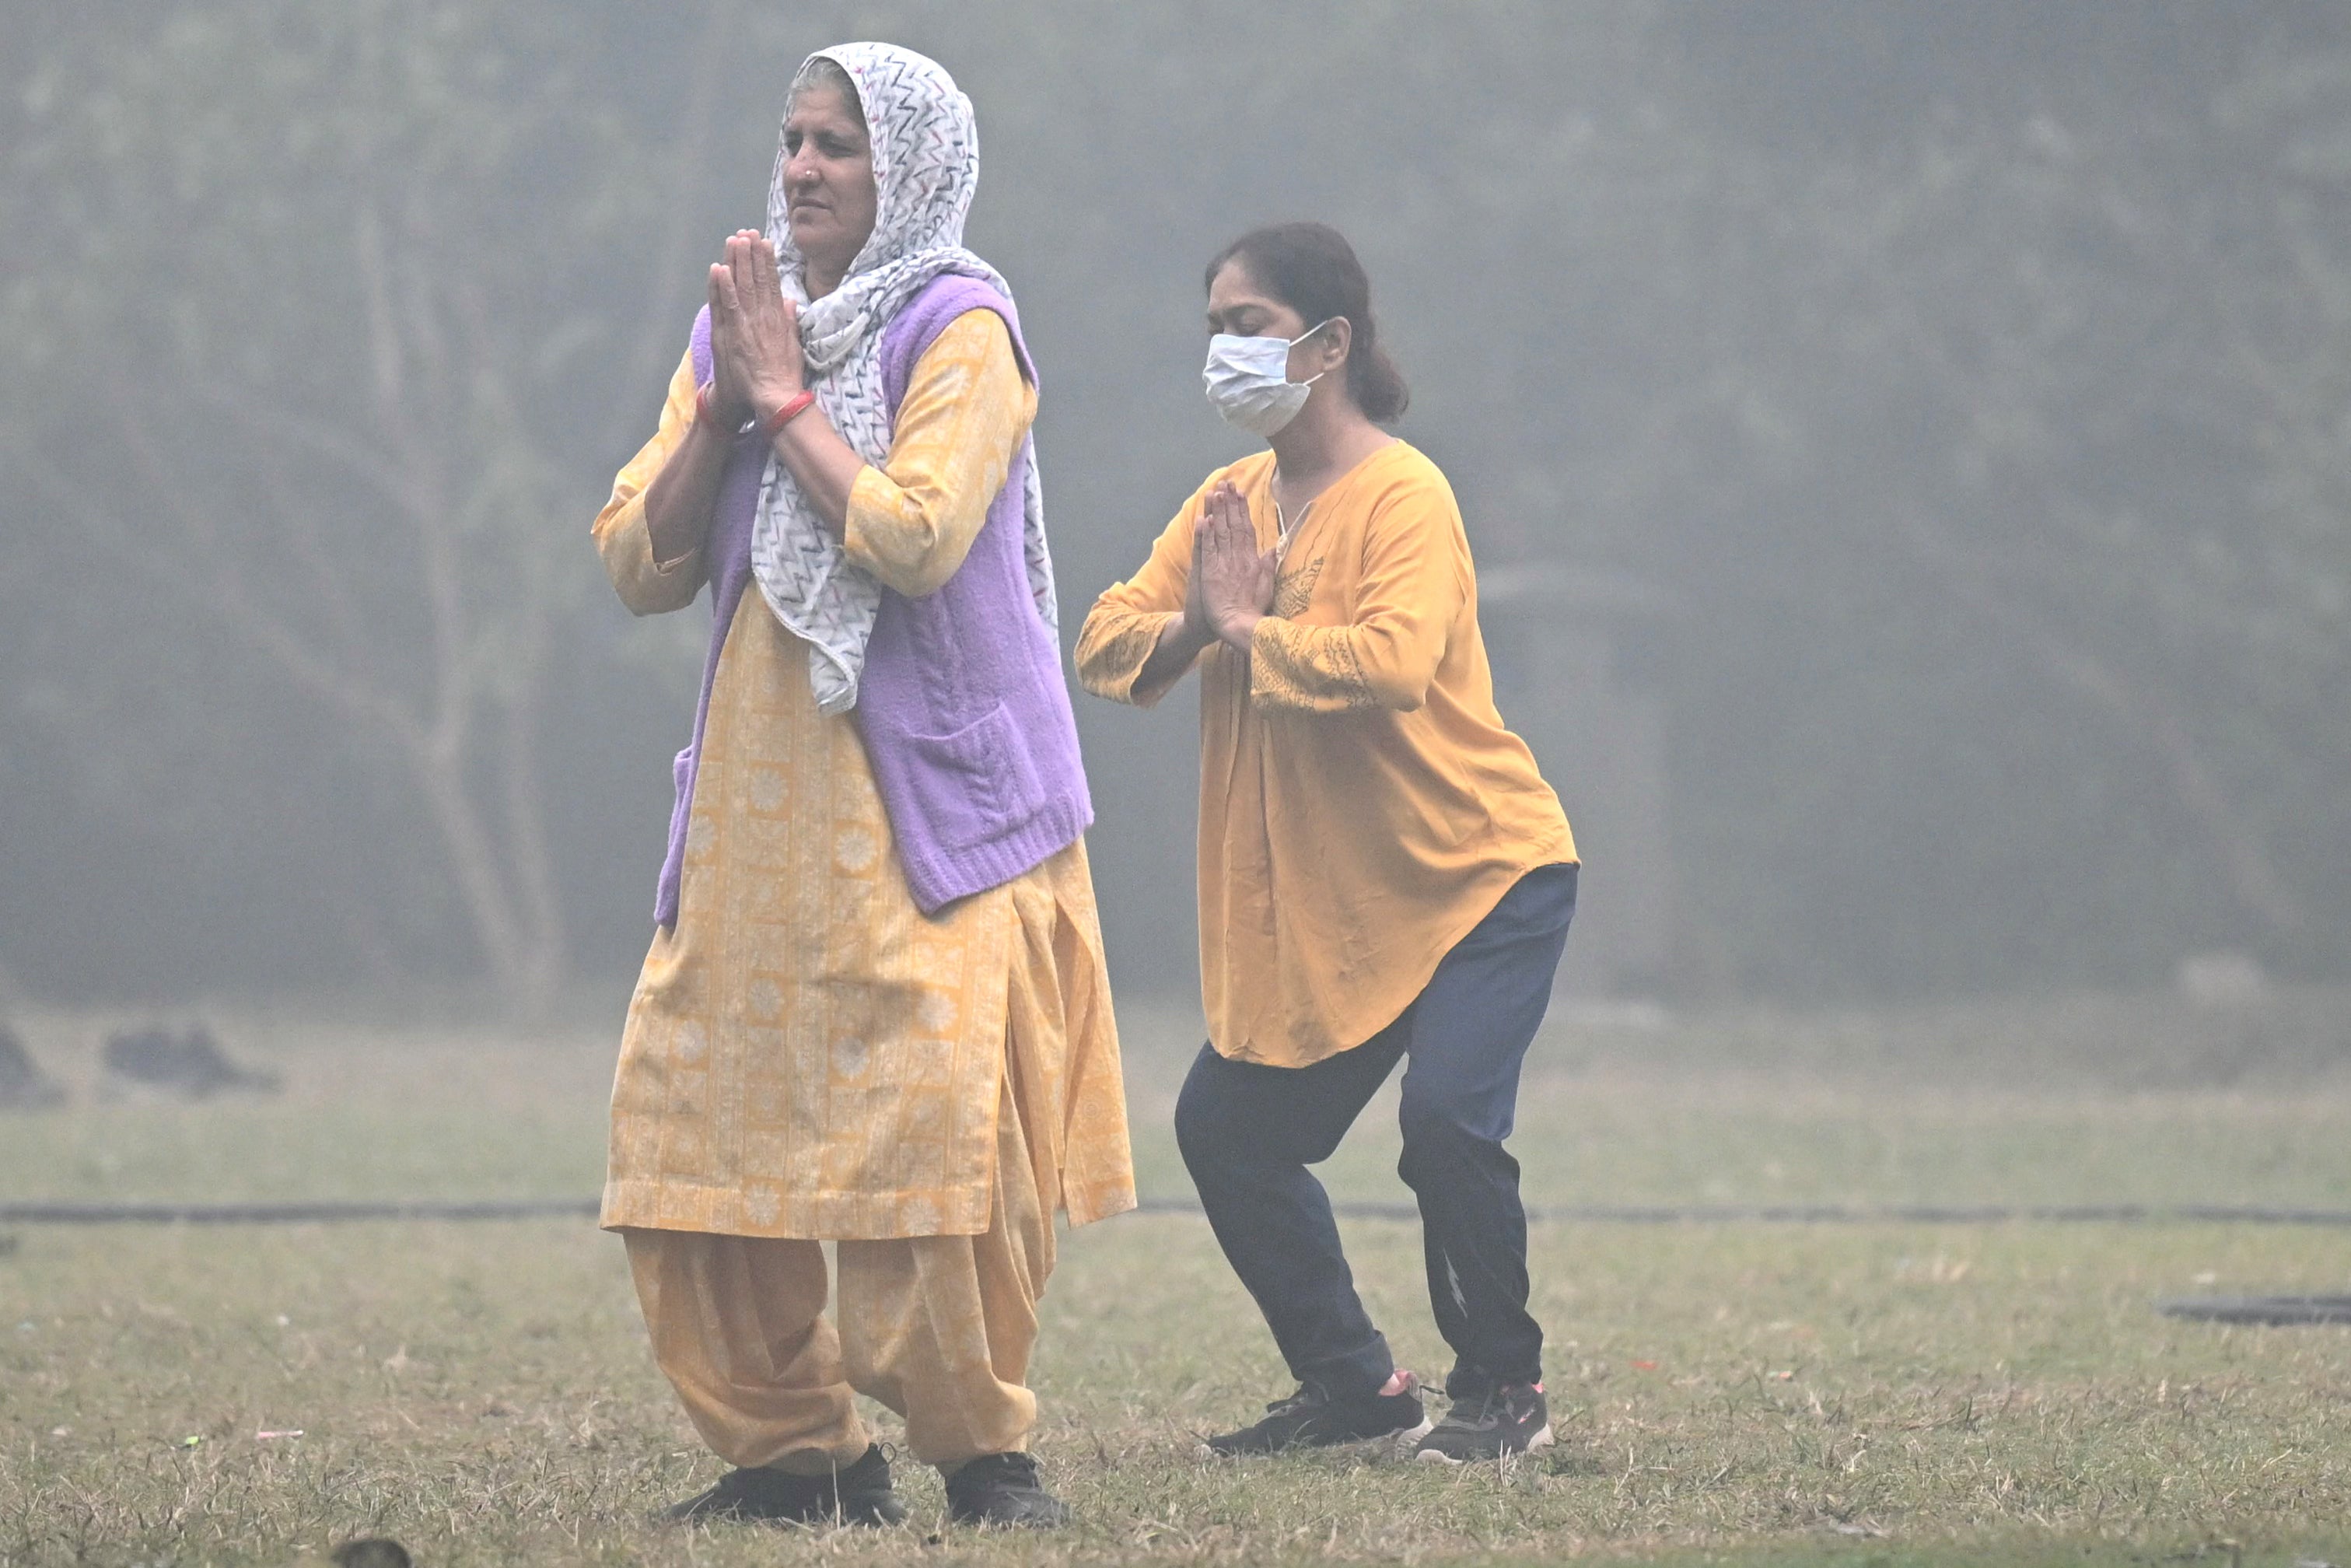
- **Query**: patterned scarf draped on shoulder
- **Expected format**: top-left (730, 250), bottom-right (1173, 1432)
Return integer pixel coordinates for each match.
top-left (754, 41), bottom-right (1057, 715)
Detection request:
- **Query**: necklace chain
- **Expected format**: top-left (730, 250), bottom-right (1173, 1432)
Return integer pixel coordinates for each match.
top-left (1272, 484), bottom-right (1314, 564)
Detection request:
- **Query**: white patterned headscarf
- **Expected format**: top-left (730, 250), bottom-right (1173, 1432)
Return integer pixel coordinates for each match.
top-left (750, 42), bottom-right (1056, 715)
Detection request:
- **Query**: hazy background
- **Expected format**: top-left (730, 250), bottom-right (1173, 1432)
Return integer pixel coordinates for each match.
top-left (2, 0), bottom-right (2346, 1018)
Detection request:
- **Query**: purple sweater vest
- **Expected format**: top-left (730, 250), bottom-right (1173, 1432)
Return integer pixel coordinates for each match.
top-left (654, 276), bottom-right (1091, 925)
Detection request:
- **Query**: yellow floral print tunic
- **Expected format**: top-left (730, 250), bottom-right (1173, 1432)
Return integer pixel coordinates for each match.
top-left (594, 311), bottom-right (1134, 1240)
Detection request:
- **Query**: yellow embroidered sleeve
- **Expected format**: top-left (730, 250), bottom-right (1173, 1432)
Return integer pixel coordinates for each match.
top-left (1247, 492), bottom-right (1465, 715)
top-left (593, 348), bottom-right (705, 616)
top-left (842, 310), bottom-right (1037, 598)
top-left (1074, 480), bottom-right (1211, 709)
top-left (1248, 617), bottom-right (1379, 712)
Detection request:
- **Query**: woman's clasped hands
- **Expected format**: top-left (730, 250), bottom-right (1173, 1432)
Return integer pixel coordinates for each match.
top-left (1191, 481), bottom-right (1278, 653)
top-left (706, 229), bottom-right (806, 429)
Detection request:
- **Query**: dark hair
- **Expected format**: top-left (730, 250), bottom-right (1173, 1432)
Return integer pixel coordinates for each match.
top-left (1205, 222), bottom-right (1409, 423)
top-left (790, 55), bottom-right (866, 129)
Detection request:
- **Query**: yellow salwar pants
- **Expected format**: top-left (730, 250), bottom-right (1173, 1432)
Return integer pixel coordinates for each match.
top-left (621, 1052), bottom-right (1056, 1472)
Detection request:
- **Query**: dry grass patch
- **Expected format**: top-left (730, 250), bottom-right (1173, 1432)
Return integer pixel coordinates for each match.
top-left (4, 992), bottom-right (2351, 1563)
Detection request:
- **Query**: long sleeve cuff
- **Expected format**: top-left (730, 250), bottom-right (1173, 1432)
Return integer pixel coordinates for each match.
top-left (597, 490), bottom-right (706, 616)
top-left (1076, 611), bottom-right (1191, 708)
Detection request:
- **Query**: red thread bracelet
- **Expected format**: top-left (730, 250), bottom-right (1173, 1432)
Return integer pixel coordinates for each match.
top-left (761, 390), bottom-right (817, 435)
top-left (694, 383), bottom-right (729, 431)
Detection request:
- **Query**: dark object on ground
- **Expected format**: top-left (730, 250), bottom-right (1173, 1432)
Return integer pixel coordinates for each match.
top-left (944, 1451), bottom-right (1068, 1528)
top-left (0, 1234), bottom-right (19, 1258)
top-left (331, 1541), bottom-right (411, 1568)
top-left (101, 1024), bottom-right (279, 1100)
top-left (0, 1023), bottom-right (67, 1110)
top-left (2159, 1295), bottom-right (2351, 1326)
top-left (663, 1444), bottom-right (905, 1527)
top-left (1204, 1376), bottom-right (1429, 1456)
top-left (1415, 1381), bottom-right (1554, 1464)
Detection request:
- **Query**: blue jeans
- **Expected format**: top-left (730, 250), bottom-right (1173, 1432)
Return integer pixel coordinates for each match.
top-left (1175, 863), bottom-right (1576, 1399)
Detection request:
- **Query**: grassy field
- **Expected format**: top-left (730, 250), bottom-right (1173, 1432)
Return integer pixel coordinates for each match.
top-left (4, 990), bottom-right (2351, 1566)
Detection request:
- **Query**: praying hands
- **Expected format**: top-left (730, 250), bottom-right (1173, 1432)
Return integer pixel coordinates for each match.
top-left (705, 229), bottom-right (806, 429)
top-left (1194, 481), bottom-right (1278, 652)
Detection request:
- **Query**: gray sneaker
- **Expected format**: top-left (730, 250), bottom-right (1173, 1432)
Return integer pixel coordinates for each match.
top-left (1413, 1381), bottom-right (1552, 1464)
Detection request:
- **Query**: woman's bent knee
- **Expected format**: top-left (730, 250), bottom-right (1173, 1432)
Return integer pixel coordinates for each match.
top-left (1395, 1093), bottom-right (1506, 1185)
top-left (1174, 1059), bottom-right (1232, 1171)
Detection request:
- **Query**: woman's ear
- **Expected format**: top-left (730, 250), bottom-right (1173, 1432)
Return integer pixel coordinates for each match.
top-left (1317, 317), bottom-right (1353, 376)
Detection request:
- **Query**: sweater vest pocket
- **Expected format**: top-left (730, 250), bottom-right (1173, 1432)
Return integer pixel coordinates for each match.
top-left (892, 701), bottom-right (1044, 851)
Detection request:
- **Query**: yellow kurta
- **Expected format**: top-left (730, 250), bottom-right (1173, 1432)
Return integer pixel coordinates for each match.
top-left (1076, 440), bottom-right (1576, 1069)
top-left (621, 1030), bottom-right (1058, 1469)
top-left (595, 311), bottom-right (1134, 1240)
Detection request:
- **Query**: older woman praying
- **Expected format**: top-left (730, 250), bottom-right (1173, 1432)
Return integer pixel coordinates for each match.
top-left (590, 44), bottom-right (1132, 1529)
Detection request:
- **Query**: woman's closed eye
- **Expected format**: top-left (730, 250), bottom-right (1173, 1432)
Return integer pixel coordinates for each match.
top-left (783, 130), bottom-right (862, 159)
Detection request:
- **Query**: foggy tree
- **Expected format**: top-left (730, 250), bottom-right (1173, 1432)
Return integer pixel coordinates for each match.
top-left (0, 2), bottom-right (736, 1008)
top-left (2, 3), bottom-right (2346, 1007)
top-left (1730, 40), bottom-right (2351, 969)
top-left (1384, 17), bottom-right (2351, 989)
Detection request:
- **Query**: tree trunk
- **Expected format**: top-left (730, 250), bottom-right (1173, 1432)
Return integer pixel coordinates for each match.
top-left (402, 725), bottom-right (565, 1017)
top-left (1901, 514), bottom-right (2310, 941)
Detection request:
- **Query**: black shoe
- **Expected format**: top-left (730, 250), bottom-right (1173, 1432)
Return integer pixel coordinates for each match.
top-left (943, 1451), bottom-right (1068, 1528)
top-left (663, 1444), bottom-right (906, 1526)
top-left (100, 1024), bottom-right (278, 1100)
top-left (1412, 1381), bottom-right (1552, 1463)
top-left (1204, 1374), bottom-right (1430, 1456)
top-left (328, 1542), bottom-right (411, 1568)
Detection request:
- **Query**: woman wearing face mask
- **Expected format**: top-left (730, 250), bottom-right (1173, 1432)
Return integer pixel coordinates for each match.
top-left (1076, 222), bottom-right (1577, 1464)
top-left (592, 45), bottom-right (1132, 1529)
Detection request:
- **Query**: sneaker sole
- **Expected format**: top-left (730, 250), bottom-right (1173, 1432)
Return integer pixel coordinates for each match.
top-left (1387, 1416), bottom-right (1436, 1459)
top-left (1202, 1416), bottom-right (1436, 1461)
top-left (1413, 1422), bottom-right (1553, 1465)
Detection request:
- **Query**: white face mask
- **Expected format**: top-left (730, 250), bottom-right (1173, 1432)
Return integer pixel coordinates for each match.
top-left (1202, 319), bottom-right (1335, 438)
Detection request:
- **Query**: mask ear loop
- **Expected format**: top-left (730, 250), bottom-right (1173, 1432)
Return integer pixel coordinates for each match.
top-left (1272, 318), bottom-right (1342, 561)
top-left (1289, 317), bottom-right (1337, 371)
top-left (1287, 317), bottom-right (1340, 400)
